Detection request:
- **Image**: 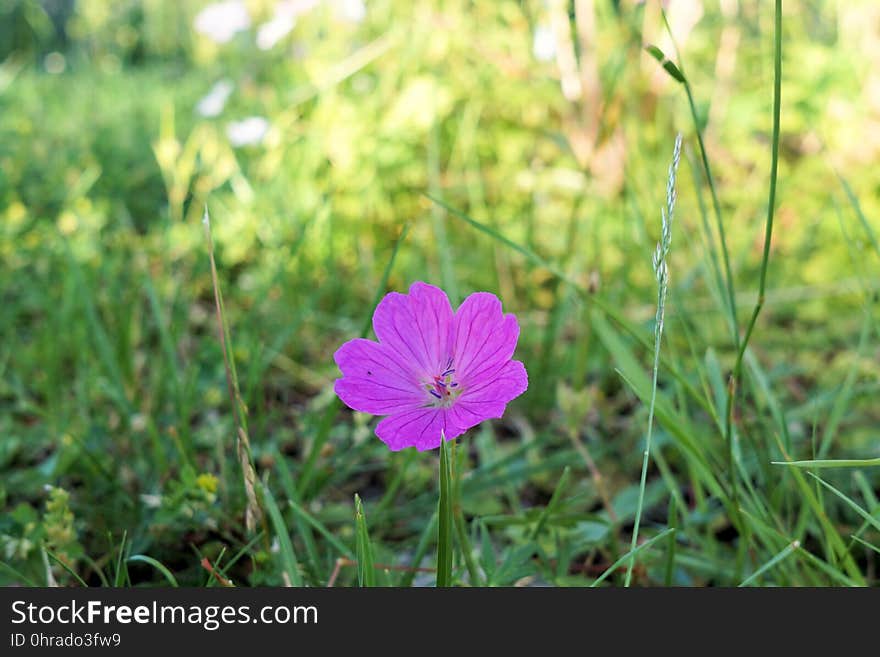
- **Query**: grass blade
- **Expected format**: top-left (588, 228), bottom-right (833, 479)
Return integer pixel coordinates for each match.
top-left (354, 494), bottom-right (375, 587)
top-left (437, 434), bottom-right (454, 587)
top-left (209, 531), bottom-right (265, 587)
top-left (270, 449), bottom-right (320, 582)
top-left (850, 535), bottom-right (880, 556)
top-left (0, 560), bottom-right (39, 586)
top-left (722, 0), bottom-right (784, 535)
top-left (772, 458), bottom-right (880, 469)
top-left (127, 555), bottom-right (179, 587)
top-left (591, 528), bottom-right (676, 587)
top-left (807, 472), bottom-right (880, 533)
top-left (46, 549), bottom-right (88, 587)
top-left (795, 547), bottom-right (861, 587)
top-left (530, 466), bottom-right (571, 541)
top-left (203, 205), bottom-right (262, 532)
top-left (113, 530), bottom-right (128, 587)
top-left (288, 499), bottom-right (355, 560)
top-left (399, 511), bottom-right (438, 588)
top-left (452, 441), bottom-right (481, 585)
top-left (664, 496), bottom-right (678, 586)
top-left (738, 541), bottom-right (799, 587)
top-left (838, 175), bottom-right (880, 259)
top-left (770, 436), bottom-right (864, 584)
top-left (261, 481), bottom-right (302, 586)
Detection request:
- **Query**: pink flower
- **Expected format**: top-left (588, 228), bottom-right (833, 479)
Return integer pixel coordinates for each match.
top-left (334, 282), bottom-right (528, 451)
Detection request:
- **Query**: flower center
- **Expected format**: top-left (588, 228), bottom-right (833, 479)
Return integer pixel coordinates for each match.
top-left (425, 358), bottom-right (461, 407)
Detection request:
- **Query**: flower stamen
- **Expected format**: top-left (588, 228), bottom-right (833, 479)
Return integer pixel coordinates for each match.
top-left (425, 359), bottom-right (461, 407)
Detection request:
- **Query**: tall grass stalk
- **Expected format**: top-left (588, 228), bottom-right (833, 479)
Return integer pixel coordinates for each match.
top-left (203, 205), bottom-right (263, 533)
top-left (723, 0), bottom-right (783, 513)
top-left (624, 133), bottom-right (682, 587)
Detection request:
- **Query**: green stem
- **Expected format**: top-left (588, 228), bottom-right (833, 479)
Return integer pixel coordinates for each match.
top-left (723, 0), bottom-right (783, 538)
top-left (436, 434), bottom-right (454, 587)
top-left (625, 134), bottom-right (681, 586)
top-left (624, 293), bottom-right (664, 588)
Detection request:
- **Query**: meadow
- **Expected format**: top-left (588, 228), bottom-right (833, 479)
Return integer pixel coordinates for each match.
top-left (1, 0), bottom-right (879, 587)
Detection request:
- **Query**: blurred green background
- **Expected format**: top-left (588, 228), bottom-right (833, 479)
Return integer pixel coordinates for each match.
top-left (1, 0), bottom-right (878, 587)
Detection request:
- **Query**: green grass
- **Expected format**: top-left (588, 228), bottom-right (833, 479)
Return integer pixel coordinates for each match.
top-left (1, 0), bottom-right (879, 588)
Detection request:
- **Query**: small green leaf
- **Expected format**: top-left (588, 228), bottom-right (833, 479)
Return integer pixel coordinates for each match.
top-left (643, 44), bottom-right (686, 83)
top-left (644, 44), bottom-right (665, 62)
top-left (493, 542), bottom-right (539, 586)
top-left (662, 60), bottom-right (686, 83)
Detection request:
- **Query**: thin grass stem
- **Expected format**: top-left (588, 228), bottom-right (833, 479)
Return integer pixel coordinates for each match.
top-left (625, 133), bottom-right (681, 587)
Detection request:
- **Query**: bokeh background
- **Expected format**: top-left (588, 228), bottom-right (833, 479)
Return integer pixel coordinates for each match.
top-left (1, 0), bottom-right (878, 586)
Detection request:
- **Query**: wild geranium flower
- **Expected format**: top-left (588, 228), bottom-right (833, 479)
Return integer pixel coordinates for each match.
top-left (334, 282), bottom-right (528, 451)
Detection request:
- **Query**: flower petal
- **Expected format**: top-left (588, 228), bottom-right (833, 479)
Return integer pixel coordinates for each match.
top-left (452, 292), bottom-right (520, 386)
top-left (450, 359), bottom-right (528, 431)
top-left (372, 281), bottom-right (454, 377)
top-left (334, 338), bottom-right (424, 414)
top-left (375, 407), bottom-right (466, 451)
